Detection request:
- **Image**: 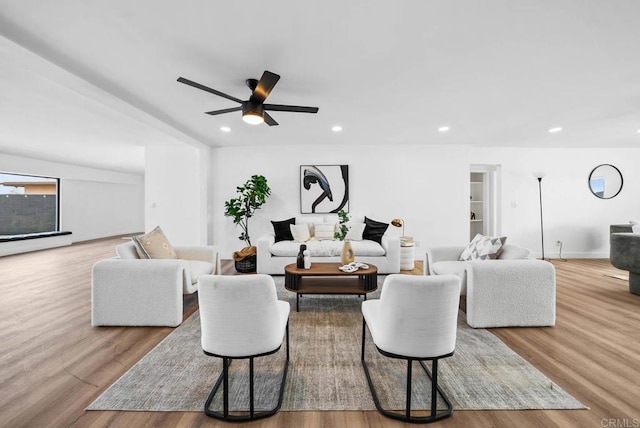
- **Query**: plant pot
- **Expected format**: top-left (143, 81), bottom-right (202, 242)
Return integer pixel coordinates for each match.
top-left (234, 254), bottom-right (257, 273)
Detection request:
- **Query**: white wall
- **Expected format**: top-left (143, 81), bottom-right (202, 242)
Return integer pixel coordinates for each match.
top-left (210, 145), bottom-right (470, 257)
top-left (61, 179), bottom-right (143, 241)
top-left (145, 145), bottom-right (209, 245)
top-left (470, 148), bottom-right (640, 258)
top-left (0, 152), bottom-right (144, 244)
top-left (7, 145), bottom-right (637, 260)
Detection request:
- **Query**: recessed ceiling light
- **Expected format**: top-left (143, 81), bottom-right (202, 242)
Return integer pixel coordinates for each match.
top-left (438, 126), bottom-right (450, 133)
top-left (332, 125), bottom-right (343, 132)
top-left (548, 127), bottom-right (563, 133)
top-left (636, 129), bottom-right (640, 134)
top-left (220, 126), bottom-right (231, 133)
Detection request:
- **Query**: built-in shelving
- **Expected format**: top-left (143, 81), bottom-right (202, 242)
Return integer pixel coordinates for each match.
top-left (470, 174), bottom-right (485, 239)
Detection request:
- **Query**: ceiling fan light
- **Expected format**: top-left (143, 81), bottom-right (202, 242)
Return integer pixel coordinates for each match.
top-left (241, 102), bottom-right (264, 125)
top-left (242, 111), bottom-right (264, 125)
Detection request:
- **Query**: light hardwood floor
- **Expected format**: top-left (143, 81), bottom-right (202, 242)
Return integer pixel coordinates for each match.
top-left (1, 236), bottom-right (639, 427)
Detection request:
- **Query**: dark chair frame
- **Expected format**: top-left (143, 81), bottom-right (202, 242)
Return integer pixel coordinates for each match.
top-left (361, 318), bottom-right (454, 424)
top-left (203, 323), bottom-right (289, 422)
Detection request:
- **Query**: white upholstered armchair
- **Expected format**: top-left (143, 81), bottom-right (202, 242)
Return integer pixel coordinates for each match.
top-left (424, 244), bottom-right (556, 328)
top-left (198, 274), bottom-right (290, 421)
top-left (91, 241), bottom-right (220, 327)
top-left (361, 274), bottom-right (461, 423)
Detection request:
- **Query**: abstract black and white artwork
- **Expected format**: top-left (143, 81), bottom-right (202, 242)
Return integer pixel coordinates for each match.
top-left (300, 165), bottom-right (349, 214)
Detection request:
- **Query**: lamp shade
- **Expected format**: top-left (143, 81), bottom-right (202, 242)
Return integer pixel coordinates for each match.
top-left (391, 219), bottom-right (403, 227)
top-left (391, 218), bottom-right (404, 235)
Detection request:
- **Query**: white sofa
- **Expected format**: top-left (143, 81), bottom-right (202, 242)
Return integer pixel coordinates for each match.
top-left (424, 244), bottom-right (556, 328)
top-left (256, 216), bottom-right (401, 274)
top-left (91, 241), bottom-right (220, 327)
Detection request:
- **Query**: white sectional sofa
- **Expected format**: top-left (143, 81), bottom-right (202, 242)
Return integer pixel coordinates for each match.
top-left (256, 215), bottom-right (401, 274)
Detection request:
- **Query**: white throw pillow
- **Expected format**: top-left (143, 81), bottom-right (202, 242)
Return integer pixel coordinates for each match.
top-left (345, 223), bottom-right (366, 241)
top-left (290, 224), bottom-right (311, 242)
top-left (314, 223), bottom-right (336, 240)
top-left (630, 220), bottom-right (640, 234)
top-left (459, 234), bottom-right (507, 261)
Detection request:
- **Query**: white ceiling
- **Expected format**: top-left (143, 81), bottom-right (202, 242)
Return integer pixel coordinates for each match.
top-left (1, 1), bottom-right (639, 174)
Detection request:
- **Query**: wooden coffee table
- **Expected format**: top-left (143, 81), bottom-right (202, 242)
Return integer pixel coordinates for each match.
top-left (284, 262), bottom-right (378, 312)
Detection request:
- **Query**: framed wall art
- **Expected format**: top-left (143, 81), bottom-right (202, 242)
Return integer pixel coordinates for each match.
top-left (300, 165), bottom-right (349, 214)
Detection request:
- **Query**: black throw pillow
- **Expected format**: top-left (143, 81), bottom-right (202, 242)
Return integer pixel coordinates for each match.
top-left (363, 216), bottom-right (389, 244)
top-left (272, 218), bottom-right (295, 242)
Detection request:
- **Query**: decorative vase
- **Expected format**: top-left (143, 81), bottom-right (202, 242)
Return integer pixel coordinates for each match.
top-left (341, 239), bottom-right (355, 265)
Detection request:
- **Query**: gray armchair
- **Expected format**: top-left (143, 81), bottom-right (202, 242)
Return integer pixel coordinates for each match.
top-left (610, 232), bottom-right (640, 295)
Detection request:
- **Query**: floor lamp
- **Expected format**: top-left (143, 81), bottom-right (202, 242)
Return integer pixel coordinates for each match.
top-left (535, 174), bottom-right (545, 260)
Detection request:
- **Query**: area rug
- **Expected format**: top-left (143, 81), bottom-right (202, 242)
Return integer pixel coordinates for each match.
top-left (87, 277), bottom-right (585, 412)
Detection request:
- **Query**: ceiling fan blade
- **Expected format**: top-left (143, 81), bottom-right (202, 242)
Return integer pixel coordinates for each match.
top-left (263, 112), bottom-right (279, 126)
top-left (263, 104), bottom-right (319, 113)
top-left (251, 71), bottom-right (280, 104)
top-left (205, 106), bottom-right (243, 116)
top-left (177, 77), bottom-right (243, 104)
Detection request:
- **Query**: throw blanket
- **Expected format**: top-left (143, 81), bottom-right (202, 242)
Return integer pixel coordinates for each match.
top-left (233, 246), bottom-right (256, 261)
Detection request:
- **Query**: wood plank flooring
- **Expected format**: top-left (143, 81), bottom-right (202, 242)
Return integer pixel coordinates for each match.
top-left (0, 236), bottom-right (639, 427)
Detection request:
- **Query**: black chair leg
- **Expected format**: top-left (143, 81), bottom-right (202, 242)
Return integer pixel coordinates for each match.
top-left (361, 323), bottom-right (454, 423)
top-left (204, 334), bottom-right (290, 421)
top-left (361, 318), bottom-right (366, 361)
top-left (406, 359), bottom-right (412, 419)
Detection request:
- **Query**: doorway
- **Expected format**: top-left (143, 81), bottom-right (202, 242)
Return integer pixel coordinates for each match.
top-left (469, 165), bottom-right (500, 240)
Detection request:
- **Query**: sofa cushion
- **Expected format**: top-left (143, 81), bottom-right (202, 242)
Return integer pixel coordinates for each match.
top-left (631, 220), bottom-right (640, 234)
top-left (270, 239), bottom-right (385, 257)
top-left (272, 218), bottom-right (295, 242)
top-left (363, 217), bottom-right (389, 244)
top-left (345, 222), bottom-right (366, 241)
top-left (314, 223), bottom-right (336, 240)
top-left (186, 260), bottom-right (214, 284)
top-left (498, 244), bottom-right (531, 259)
top-left (132, 226), bottom-right (177, 259)
top-left (290, 223), bottom-right (311, 242)
top-left (432, 261), bottom-right (468, 294)
top-left (116, 241), bottom-right (140, 259)
top-left (459, 234), bottom-right (506, 261)
top-left (350, 239), bottom-right (386, 256)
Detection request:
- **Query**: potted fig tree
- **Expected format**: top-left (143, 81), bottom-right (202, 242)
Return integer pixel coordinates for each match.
top-left (224, 174), bottom-right (271, 272)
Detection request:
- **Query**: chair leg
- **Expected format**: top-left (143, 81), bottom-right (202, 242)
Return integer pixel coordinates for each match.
top-left (286, 322), bottom-right (290, 362)
top-left (223, 357), bottom-right (229, 418)
top-left (431, 359), bottom-right (438, 417)
top-left (406, 359), bottom-right (412, 419)
top-left (361, 318), bottom-right (366, 361)
top-left (204, 340), bottom-right (290, 421)
top-left (361, 321), bottom-right (453, 423)
top-left (249, 357), bottom-right (254, 418)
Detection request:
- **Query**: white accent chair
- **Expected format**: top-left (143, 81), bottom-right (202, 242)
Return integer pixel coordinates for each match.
top-left (198, 274), bottom-right (290, 421)
top-left (424, 244), bottom-right (556, 328)
top-left (91, 241), bottom-right (220, 327)
top-left (361, 274), bottom-right (461, 423)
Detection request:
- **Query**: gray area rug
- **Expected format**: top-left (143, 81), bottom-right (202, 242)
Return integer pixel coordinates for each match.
top-left (88, 276), bottom-right (585, 412)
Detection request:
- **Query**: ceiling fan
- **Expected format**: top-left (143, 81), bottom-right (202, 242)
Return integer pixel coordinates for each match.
top-left (177, 70), bottom-right (319, 126)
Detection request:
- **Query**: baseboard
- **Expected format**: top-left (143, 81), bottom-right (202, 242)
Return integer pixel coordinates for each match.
top-left (531, 252), bottom-right (611, 259)
top-left (0, 234), bottom-right (72, 257)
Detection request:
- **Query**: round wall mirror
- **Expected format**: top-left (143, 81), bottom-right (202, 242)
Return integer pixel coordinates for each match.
top-left (588, 164), bottom-right (623, 199)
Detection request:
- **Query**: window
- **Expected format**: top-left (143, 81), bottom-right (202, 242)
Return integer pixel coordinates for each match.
top-left (0, 172), bottom-right (60, 237)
